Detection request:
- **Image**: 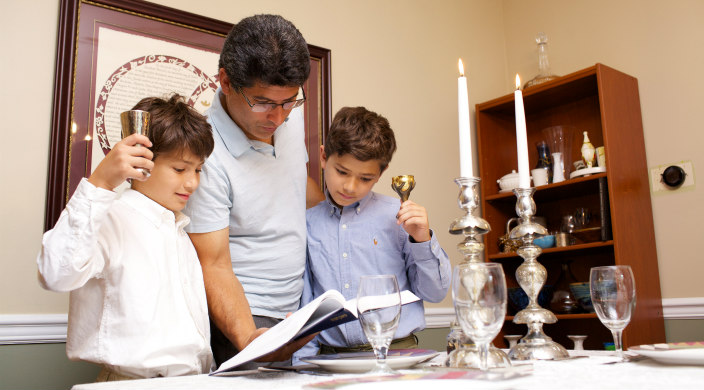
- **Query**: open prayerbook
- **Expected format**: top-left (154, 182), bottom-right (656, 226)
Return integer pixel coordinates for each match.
top-left (212, 289), bottom-right (420, 374)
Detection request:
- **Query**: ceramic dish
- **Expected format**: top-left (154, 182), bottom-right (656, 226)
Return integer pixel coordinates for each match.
top-left (629, 342), bottom-right (704, 365)
top-left (569, 166), bottom-right (606, 179)
top-left (300, 349), bottom-right (438, 373)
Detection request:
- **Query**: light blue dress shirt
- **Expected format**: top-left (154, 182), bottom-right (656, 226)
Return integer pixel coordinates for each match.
top-left (294, 191), bottom-right (451, 361)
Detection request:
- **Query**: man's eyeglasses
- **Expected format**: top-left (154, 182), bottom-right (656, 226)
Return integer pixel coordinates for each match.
top-left (237, 86), bottom-right (306, 113)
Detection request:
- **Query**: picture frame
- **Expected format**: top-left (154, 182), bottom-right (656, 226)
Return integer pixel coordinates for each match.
top-left (46, 0), bottom-right (331, 231)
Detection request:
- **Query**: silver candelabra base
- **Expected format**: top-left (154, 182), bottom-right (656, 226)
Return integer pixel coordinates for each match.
top-left (447, 177), bottom-right (511, 369)
top-left (507, 187), bottom-right (568, 361)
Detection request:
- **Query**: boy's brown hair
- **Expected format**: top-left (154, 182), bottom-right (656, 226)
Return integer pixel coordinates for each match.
top-left (131, 94), bottom-right (214, 161)
top-left (324, 106), bottom-right (397, 171)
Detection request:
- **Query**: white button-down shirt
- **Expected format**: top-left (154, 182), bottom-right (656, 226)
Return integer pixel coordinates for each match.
top-left (37, 179), bottom-right (212, 378)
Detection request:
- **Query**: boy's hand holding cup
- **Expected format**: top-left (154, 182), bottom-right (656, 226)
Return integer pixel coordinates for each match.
top-left (88, 133), bottom-right (154, 191)
top-left (392, 175), bottom-right (431, 243)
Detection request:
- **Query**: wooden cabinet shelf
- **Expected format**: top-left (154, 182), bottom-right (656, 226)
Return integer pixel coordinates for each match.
top-left (490, 240), bottom-right (614, 261)
top-left (477, 63), bottom-right (665, 350)
top-left (486, 172), bottom-right (607, 203)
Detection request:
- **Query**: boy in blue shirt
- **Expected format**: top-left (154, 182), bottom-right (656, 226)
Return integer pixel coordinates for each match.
top-left (295, 106), bottom-right (451, 360)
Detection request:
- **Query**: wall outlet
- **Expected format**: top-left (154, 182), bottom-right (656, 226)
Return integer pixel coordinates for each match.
top-left (650, 160), bottom-right (695, 193)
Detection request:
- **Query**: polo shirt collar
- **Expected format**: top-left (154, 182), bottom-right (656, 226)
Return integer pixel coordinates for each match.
top-left (209, 88), bottom-right (254, 158)
top-left (208, 88), bottom-right (285, 158)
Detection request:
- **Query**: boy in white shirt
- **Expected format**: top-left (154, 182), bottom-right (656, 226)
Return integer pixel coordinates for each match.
top-left (37, 94), bottom-right (215, 381)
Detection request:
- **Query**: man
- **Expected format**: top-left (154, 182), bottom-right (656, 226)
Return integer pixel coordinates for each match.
top-left (183, 14), bottom-right (324, 366)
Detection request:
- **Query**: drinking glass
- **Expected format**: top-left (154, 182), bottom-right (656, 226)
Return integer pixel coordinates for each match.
top-left (590, 265), bottom-right (636, 360)
top-left (452, 262), bottom-right (507, 371)
top-left (357, 275), bottom-right (401, 374)
top-left (120, 110), bottom-right (151, 177)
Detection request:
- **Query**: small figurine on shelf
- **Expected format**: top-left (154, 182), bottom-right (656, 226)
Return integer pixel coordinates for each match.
top-left (524, 32), bottom-right (559, 89)
top-left (581, 131), bottom-right (596, 168)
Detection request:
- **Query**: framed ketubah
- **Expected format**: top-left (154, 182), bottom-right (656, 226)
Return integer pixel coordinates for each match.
top-left (46, 0), bottom-right (331, 231)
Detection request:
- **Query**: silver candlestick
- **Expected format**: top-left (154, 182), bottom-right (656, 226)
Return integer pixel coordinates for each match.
top-left (508, 187), bottom-right (569, 360)
top-left (447, 177), bottom-right (511, 369)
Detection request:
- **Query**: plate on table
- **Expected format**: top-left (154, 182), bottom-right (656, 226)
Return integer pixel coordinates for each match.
top-left (629, 342), bottom-right (704, 365)
top-left (300, 349), bottom-right (438, 373)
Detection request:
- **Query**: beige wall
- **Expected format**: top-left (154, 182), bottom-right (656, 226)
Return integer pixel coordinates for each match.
top-left (1, 0), bottom-right (701, 316)
top-left (0, 0), bottom-right (507, 313)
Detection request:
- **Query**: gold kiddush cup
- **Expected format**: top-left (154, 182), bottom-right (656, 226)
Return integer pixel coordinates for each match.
top-left (391, 175), bottom-right (415, 202)
top-left (120, 110), bottom-right (151, 177)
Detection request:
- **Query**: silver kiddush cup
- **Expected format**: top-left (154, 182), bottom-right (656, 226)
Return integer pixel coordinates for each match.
top-left (120, 110), bottom-right (151, 177)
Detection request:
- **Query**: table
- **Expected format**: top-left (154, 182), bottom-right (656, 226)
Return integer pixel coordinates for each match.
top-left (72, 351), bottom-right (704, 390)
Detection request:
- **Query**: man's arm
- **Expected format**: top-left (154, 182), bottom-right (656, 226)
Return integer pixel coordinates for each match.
top-left (189, 228), bottom-right (257, 350)
top-left (306, 176), bottom-right (325, 209)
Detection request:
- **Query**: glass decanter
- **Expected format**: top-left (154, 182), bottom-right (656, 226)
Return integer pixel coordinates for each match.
top-left (524, 32), bottom-right (559, 89)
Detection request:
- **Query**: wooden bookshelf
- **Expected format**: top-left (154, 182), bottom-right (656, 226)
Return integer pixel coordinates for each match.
top-left (477, 64), bottom-right (665, 349)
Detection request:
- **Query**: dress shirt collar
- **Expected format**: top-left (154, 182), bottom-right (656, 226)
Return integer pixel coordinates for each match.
top-left (324, 190), bottom-right (375, 217)
top-left (121, 188), bottom-right (190, 230)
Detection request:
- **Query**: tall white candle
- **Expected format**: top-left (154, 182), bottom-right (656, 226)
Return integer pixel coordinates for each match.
top-left (458, 59), bottom-right (473, 177)
top-left (514, 74), bottom-right (530, 188)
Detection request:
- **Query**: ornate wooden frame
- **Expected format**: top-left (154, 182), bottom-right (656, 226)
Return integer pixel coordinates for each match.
top-left (46, 0), bottom-right (331, 231)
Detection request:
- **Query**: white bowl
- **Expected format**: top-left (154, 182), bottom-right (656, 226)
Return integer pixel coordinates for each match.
top-left (498, 170), bottom-right (521, 191)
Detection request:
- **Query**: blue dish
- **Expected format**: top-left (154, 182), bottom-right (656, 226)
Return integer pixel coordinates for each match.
top-left (569, 282), bottom-right (593, 312)
top-left (534, 235), bottom-right (556, 248)
top-left (508, 285), bottom-right (553, 313)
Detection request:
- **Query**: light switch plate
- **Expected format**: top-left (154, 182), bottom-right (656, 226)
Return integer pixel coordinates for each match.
top-left (650, 160), bottom-right (695, 194)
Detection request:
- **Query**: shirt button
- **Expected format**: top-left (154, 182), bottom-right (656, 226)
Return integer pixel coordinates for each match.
top-left (342, 224), bottom-right (347, 229)
top-left (342, 252), bottom-right (348, 258)
top-left (344, 283), bottom-right (350, 289)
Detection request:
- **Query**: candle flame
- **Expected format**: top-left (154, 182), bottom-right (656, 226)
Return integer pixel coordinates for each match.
top-left (71, 122), bottom-right (77, 134)
top-left (458, 59), bottom-right (465, 77)
top-left (515, 74), bottom-right (521, 90)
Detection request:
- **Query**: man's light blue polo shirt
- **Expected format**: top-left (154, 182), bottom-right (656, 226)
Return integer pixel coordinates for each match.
top-left (184, 89), bottom-right (308, 318)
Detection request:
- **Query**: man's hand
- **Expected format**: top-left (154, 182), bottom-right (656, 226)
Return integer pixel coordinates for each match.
top-left (88, 134), bottom-right (153, 190)
top-left (253, 329), bottom-right (317, 362)
top-left (397, 200), bottom-right (431, 243)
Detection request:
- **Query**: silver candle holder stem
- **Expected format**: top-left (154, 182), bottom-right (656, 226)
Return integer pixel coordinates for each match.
top-left (507, 187), bottom-right (569, 361)
top-left (447, 177), bottom-right (510, 369)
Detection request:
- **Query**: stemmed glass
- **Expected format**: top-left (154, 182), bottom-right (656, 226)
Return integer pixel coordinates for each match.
top-left (357, 275), bottom-right (401, 375)
top-left (590, 265), bottom-right (636, 360)
top-left (452, 262), bottom-right (507, 371)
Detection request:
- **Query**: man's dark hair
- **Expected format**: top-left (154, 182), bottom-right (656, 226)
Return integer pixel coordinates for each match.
top-left (219, 14), bottom-right (310, 88)
top-left (325, 107), bottom-right (397, 172)
top-left (131, 94), bottom-right (214, 161)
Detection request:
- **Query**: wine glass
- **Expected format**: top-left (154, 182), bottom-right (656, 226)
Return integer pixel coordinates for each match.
top-left (452, 262), bottom-right (507, 371)
top-left (357, 275), bottom-right (401, 375)
top-left (590, 265), bottom-right (636, 360)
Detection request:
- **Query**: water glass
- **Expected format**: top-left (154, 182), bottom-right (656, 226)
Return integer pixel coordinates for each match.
top-left (452, 262), bottom-right (507, 371)
top-left (357, 275), bottom-right (401, 374)
top-left (590, 265), bottom-right (636, 360)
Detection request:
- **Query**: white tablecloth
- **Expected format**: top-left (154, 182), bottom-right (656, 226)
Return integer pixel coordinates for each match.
top-left (72, 351), bottom-right (704, 390)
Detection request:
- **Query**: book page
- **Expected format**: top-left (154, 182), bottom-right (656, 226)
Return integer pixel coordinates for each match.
top-left (213, 289), bottom-right (420, 374)
top-left (345, 290), bottom-right (421, 314)
top-left (214, 290), bottom-right (343, 373)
